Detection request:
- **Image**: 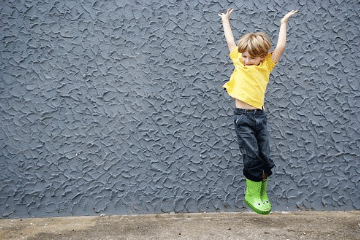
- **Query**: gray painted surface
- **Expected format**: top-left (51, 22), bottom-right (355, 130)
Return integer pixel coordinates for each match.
top-left (0, 0), bottom-right (359, 218)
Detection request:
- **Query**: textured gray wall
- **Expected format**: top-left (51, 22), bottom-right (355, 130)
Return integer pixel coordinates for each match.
top-left (1, 0), bottom-right (359, 218)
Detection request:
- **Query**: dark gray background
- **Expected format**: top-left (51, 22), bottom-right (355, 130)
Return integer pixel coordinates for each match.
top-left (1, 0), bottom-right (359, 218)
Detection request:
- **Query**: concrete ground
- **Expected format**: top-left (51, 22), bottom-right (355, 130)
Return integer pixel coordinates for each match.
top-left (1, 211), bottom-right (360, 240)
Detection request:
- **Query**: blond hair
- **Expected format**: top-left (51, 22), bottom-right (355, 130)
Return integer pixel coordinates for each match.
top-left (237, 32), bottom-right (271, 58)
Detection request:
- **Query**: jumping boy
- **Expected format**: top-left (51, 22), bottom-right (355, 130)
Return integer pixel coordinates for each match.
top-left (219, 9), bottom-right (297, 215)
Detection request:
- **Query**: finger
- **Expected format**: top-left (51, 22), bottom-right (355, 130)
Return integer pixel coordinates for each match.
top-left (286, 10), bottom-right (297, 17)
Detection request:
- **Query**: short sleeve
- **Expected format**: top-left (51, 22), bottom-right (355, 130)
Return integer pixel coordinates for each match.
top-left (265, 53), bottom-right (277, 71)
top-left (229, 47), bottom-right (242, 67)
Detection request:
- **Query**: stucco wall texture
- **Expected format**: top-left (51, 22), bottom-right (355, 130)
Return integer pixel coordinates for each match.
top-left (1, 0), bottom-right (359, 218)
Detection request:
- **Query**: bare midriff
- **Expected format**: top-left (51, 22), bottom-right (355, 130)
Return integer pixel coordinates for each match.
top-left (235, 99), bottom-right (259, 110)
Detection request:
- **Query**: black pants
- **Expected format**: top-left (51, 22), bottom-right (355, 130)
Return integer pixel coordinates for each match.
top-left (234, 108), bottom-right (275, 182)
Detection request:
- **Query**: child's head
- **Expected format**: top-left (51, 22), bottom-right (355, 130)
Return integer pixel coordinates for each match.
top-left (237, 32), bottom-right (271, 65)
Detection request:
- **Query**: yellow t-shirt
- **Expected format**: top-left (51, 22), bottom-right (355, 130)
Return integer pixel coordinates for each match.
top-left (223, 47), bottom-right (277, 109)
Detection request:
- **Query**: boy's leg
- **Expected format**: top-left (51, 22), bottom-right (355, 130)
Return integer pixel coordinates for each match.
top-left (255, 113), bottom-right (275, 177)
top-left (234, 111), bottom-right (265, 182)
top-left (234, 109), bottom-right (271, 215)
top-left (255, 113), bottom-right (273, 210)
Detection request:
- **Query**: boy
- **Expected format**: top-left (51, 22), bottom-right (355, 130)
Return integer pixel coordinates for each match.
top-left (219, 9), bottom-right (297, 215)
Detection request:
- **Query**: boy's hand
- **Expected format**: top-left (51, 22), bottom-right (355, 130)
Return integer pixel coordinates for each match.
top-left (219, 8), bottom-right (233, 21)
top-left (281, 10), bottom-right (298, 24)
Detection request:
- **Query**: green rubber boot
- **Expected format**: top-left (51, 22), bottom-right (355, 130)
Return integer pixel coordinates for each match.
top-left (261, 179), bottom-right (272, 211)
top-left (244, 178), bottom-right (271, 215)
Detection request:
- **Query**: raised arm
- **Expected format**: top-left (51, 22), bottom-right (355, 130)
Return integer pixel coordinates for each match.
top-left (271, 10), bottom-right (298, 63)
top-left (219, 9), bottom-right (236, 53)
